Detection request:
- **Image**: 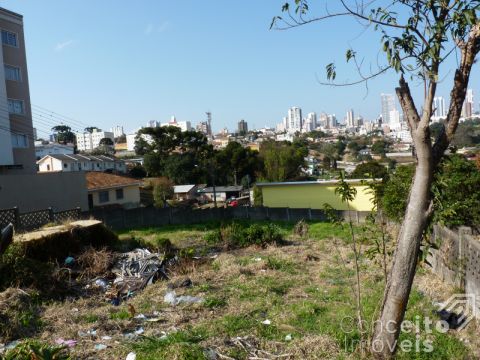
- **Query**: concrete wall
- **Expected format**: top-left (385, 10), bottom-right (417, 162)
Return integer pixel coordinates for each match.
top-left (87, 206), bottom-right (370, 231)
top-left (426, 225), bottom-right (480, 319)
top-left (0, 172), bottom-right (88, 211)
top-left (90, 185), bottom-right (140, 209)
top-left (261, 183), bottom-right (374, 211)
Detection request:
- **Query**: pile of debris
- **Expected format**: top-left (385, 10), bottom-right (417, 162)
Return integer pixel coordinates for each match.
top-left (83, 248), bottom-right (175, 305)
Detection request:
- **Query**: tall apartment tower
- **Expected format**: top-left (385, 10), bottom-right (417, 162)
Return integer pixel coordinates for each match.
top-left (462, 89), bottom-right (474, 118)
top-left (433, 97), bottom-right (447, 118)
top-left (0, 8), bottom-right (36, 174)
top-left (381, 93), bottom-right (396, 125)
top-left (237, 119), bottom-right (248, 134)
top-left (287, 106), bottom-right (302, 132)
top-left (346, 109), bottom-right (355, 128)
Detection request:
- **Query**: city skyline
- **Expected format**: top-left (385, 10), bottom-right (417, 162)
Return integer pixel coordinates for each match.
top-left (1, 0), bottom-right (479, 135)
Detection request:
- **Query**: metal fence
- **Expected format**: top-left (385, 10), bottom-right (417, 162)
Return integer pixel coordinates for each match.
top-left (0, 207), bottom-right (82, 232)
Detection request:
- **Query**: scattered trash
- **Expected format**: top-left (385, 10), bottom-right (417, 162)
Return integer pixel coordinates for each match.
top-left (203, 348), bottom-right (218, 360)
top-left (261, 319), bottom-right (271, 325)
top-left (168, 277), bottom-right (193, 289)
top-left (72, 307), bottom-right (79, 312)
top-left (134, 327), bottom-right (144, 335)
top-left (55, 338), bottom-right (77, 347)
top-left (106, 249), bottom-right (170, 304)
top-left (101, 336), bottom-right (112, 341)
top-left (254, 257), bottom-right (262, 262)
top-left (4, 340), bottom-right (20, 351)
top-left (134, 313), bottom-right (146, 320)
top-left (94, 343), bottom-right (108, 351)
top-left (64, 256), bottom-right (75, 266)
top-left (94, 278), bottom-right (108, 289)
top-left (285, 334), bottom-right (292, 341)
top-left (126, 352), bottom-right (137, 360)
top-left (164, 290), bottom-right (203, 306)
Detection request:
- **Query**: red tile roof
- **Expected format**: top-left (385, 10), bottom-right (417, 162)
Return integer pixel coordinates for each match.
top-left (86, 172), bottom-right (141, 191)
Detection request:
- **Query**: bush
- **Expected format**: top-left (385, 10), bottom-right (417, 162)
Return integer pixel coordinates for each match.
top-left (203, 222), bottom-right (284, 249)
top-left (1, 340), bottom-right (70, 360)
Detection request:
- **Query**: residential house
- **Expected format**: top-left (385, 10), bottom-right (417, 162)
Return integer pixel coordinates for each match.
top-left (198, 185), bottom-right (243, 203)
top-left (86, 172), bottom-right (141, 210)
top-left (37, 154), bottom-right (126, 173)
top-left (173, 184), bottom-right (198, 201)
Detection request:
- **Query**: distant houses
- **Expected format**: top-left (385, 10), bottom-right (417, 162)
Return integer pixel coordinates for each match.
top-left (37, 154), bottom-right (126, 174)
top-left (86, 172), bottom-right (141, 210)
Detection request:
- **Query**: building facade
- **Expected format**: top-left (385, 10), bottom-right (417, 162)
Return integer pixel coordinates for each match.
top-left (37, 154), bottom-right (126, 173)
top-left (381, 93), bottom-right (396, 125)
top-left (110, 125), bottom-right (124, 138)
top-left (238, 119), bottom-right (248, 134)
top-left (287, 106), bottom-right (302, 132)
top-left (35, 142), bottom-right (74, 160)
top-left (0, 7), bottom-right (36, 174)
top-left (75, 129), bottom-right (115, 152)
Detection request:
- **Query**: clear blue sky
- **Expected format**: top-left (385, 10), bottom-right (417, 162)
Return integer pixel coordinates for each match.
top-left (2, 0), bottom-right (479, 136)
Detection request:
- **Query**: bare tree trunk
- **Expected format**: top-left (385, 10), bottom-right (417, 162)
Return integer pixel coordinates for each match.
top-left (371, 148), bottom-right (432, 358)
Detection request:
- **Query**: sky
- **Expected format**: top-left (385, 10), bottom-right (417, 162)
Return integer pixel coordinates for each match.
top-left (1, 0), bottom-right (479, 136)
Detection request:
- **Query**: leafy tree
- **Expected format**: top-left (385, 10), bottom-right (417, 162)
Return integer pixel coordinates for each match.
top-left (152, 177), bottom-right (174, 208)
top-left (215, 141), bottom-right (261, 185)
top-left (129, 165), bottom-right (147, 179)
top-left (432, 155), bottom-right (480, 228)
top-left (272, 1), bottom-right (480, 356)
top-left (381, 164), bottom-right (415, 222)
top-left (350, 161), bottom-right (388, 179)
top-left (51, 125), bottom-right (74, 145)
top-left (84, 127), bottom-right (99, 133)
top-left (371, 140), bottom-right (389, 157)
top-left (259, 140), bottom-right (306, 181)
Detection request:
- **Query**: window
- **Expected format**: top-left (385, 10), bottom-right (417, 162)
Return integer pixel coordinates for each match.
top-left (4, 65), bottom-right (21, 81)
top-left (1, 30), bottom-right (17, 47)
top-left (99, 191), bottom-right (109, 203)
top-left (64, 163), bottom-right (68, 168)
top-left (7, 99), bottom-right (24, 115)
top-left (10, 133), bottom-right (28, 148)
top-left (116, 188), bottom-right (124, 200)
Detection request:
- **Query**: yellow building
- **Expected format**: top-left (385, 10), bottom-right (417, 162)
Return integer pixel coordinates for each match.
top-left (257, 180), bottom-right (375, 211)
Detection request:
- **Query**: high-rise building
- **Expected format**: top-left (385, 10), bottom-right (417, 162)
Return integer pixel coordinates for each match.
top-left (307, 112), bottom-right (317, 129)
top-left (160, 116), bottom-right (191, 132)
top-left (196, 121), bottom-right (209, 135)
top-left (462, 89), bottom-right (474, 118)
top-left (433, 97), bottom-right (447, 118)
top-left (381, 93), bottom-right (396, 125)
top-left (110, 125), bottom-right (125, 138)
top-left (327, 114), bottom-right (337, 129)
top-left (146, 120), bottom-right (159, 128)
top-left (346, 109), bottom-right (355, 128)
top-left (0, 7), bottom-right (36, 174)
top-left (238, 119), bottom-right (248, 134)
top-left (319, 112), bottom-right (328, 128)
top-left (287, 107), bottom-right (302, 132)
top-left (75, 129), bottom-right (115, 152)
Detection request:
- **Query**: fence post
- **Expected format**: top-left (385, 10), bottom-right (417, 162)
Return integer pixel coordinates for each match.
top-left (286, 207), bottom-right (290, 222)
top-left (76, 207), bottom-right (81, 220)
top-left (48, 207), bottom-right (54, 223)
top-left (266, 207), bottom-right (270, 220)
top-left (13, 206), bottom-right (20, 230)
top-left (308, 208), bottom-right (312, 221)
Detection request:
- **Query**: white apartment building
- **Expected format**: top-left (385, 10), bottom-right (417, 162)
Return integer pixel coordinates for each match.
top-left (381, 93), bottom-right (396, 125)
top-left (303, 112), bottom-right (317, 132)
top-left (110, 125), bottom-right (125, 138)
top-left (160, 116), bottom-right (191, 132)
top-left (75, 129), bottom-right (115, 152)
top-left (433, 97), bottom-right (447, 119)
top-left (126, 132), bottom-right (154, 152)
top-left (287, 107), bottom-right (302, 132)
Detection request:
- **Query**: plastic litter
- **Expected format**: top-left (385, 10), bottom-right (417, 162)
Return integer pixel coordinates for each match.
top-left (94, 344), bottom-right (108, 351)
top-left (101, 336), bottom-right (112, 341)
top-left (285, 334), bottom-right (292, 341)
top-left (261, 319), bottom-right (271, 325)
top-left (95, 278), bottom-right (108, 289)
top-left (126, 352), bottom-right (137, 360)
top-left (134, 327), bottom-right (144, 335)
top-left (55, 338), bottom-right (77, 347)
top-left (164, 290), bottom-right (203, 306)
top-left (64, 256), bottom-right (75, 266)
